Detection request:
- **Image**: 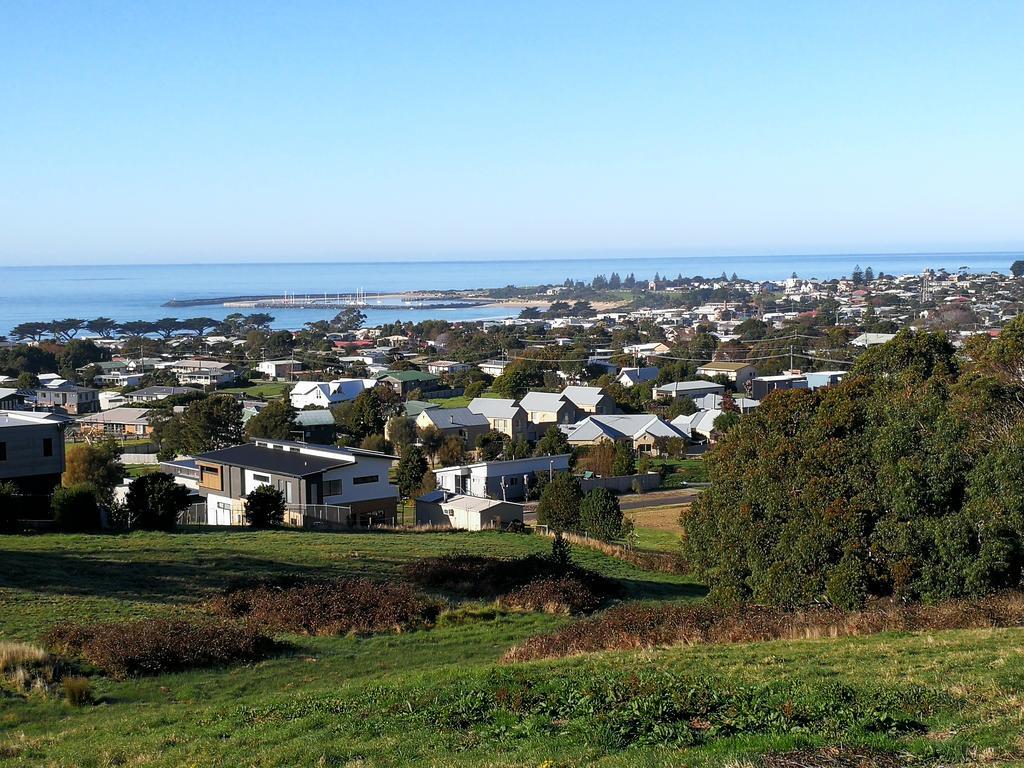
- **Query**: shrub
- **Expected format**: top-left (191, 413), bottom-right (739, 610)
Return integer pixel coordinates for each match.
top-left (498, 576), bottom-right (603, 614)
top-left (61, 675), bottom-right (92, 706)
top-left (535, 472), bottom-right (582, 532)
top-left (45, 618), bottom-right (273, 678)
top-left (403, 552), bottom-right (619, 608)
top-left (208, 579), bottom-right (438, 635)
top-left (51, 484), bottom-right (101, 532)
top-left (504, 592), bottom-right (1024, 663)
top-left (125, 473), bottom-right (190, 530)
top-left (244, 484), bottom-right (286, 528)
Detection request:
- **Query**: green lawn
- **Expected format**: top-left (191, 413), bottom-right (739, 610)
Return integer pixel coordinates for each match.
top-left (429, 391), bottom-right (502, 409)
top-left (1, 531), bottom-right (1021, 767)
top-left (653, 457), bottom-right (709, 487)
top-left (218, 381), bottom-right (293, 399)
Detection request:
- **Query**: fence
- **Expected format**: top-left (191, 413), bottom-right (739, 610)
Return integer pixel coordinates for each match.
top-left (579, 472), bottom-right (661, 495)
top-left (177, 501), bottom-right (355, 529)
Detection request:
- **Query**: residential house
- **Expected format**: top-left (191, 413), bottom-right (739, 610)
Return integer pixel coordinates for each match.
top-left (805, 370), bottom-right (847, 389)
top-left (851, 332), bottom-right (897, 348)
top-left (414, 407), bottom-right (490, 446)
top-left (77, 407), bottom-right (152, 436)
top-left (432, 454), bottom-right (572, 502)
top-left (622, 342), bottom-right (671, 360)
top-left (0, 410), bottom-right (66, 495)
top-left (181, 438), bottom-right (399, 526)
top-left (292, 409), bottom-right (337, 445)
top-left (125, 386), bottom-right (201, 404)
top-left (695, 361), bottom-right (757, 388)
top-left (289, 379), bottom-right (377, 409)
top-left (616, 366), bottom-right (659, 388)
top-left (34, 381), bottom-right (100, 415)
top-left (751, 374), bottom-right (808, 400)
top-left (560, 386), bottom-right (616, 415)
top-left (519, 391), bottom-right (579, 427)
top-left (466, 398), bottom-right (529, 440)
top-left (0, 388), bottom-right (26, 410)
top-left (654, 380), bottom-right (726, 402)
top-left (376, 370), bottom-right (441, 397)
top-left (426, 360), bottom-right (470, 375)
top-left (562, 414), bottom-right (685, 454)
top-left (415, 492), bottom-right (524, 531)
top-left (95, 372), bottom-right (145, 388)
top-left (171, 360), bottom-right (237, 387)
top-left (256, 359), bottom-right (303, 380)
top-left (478, 359), bottom-right (509, 377)
top-left (671, 410), bottom-right (723, 441)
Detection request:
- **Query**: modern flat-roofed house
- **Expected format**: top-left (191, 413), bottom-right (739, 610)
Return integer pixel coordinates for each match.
top-left (414, 407), bottom-right (490, 445)
top-left (34, 382), bottom-right (100, 415)
top-left (425, 360), bottom-right (470, 375)
top-left (125, 386), bottom-right (201, 404)
top-left (185, 438), bottom-right (399, 526)
top-left (562, 414), bottom-right (685, 454)
top-left (376, 370), bottom-right (441, 398)
top-left (256, 359), bottom-right (303, 380)
top-left (432, 454), bottom-right (572, 501)
top-left (78, 407), bottom-right (152, 436)
top-left (0, 410), bottom-right (66, 495)
top-left (695, 361), bottom-right (757, 388)
top-left (478, 359), bottom-right (509, 377)
top-left (751, 373), bottom-right (808, 400)
top-left (289, 379), bottom-right (377, 409)
top-left (654, 380), bottom-right (726, 402)
top-left (466, 398), bottom-right (529, 440)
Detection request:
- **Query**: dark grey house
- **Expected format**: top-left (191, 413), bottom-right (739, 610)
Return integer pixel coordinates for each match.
top-left (0, 410), bottom-right (66, 495)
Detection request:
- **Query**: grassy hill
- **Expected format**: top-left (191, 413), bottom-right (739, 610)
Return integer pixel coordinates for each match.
top-left (0, 531), bottom-right (1021, 767)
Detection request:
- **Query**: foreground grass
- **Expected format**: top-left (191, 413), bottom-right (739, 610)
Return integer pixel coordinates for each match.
top-left (1, 531), bottom-right (1022, 766)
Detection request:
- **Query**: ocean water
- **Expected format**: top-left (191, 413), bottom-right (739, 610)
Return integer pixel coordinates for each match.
top-left (0, 251), bottom-right (1018, 336)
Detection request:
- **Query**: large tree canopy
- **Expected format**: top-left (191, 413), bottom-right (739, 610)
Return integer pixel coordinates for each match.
top-left (683, 325), bottom-right (1024, 608)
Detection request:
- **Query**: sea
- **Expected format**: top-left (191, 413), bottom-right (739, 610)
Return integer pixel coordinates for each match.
top-left (0, 250), bottom-right (1019, 336)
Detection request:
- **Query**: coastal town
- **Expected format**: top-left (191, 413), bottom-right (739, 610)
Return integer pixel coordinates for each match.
top-left (3, 262), bottom-right (1022, 529)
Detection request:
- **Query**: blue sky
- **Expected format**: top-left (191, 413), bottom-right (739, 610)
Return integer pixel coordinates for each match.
top-left (0, 1), bottom-right (1022, 264)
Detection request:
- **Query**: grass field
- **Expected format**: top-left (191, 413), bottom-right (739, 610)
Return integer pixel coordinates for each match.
top-left (218, 381), bottom-right (293, 399)
top-left (1, 530), bottom-right (1022, 766)
top-left (429, 391), bottom-right (502, 409)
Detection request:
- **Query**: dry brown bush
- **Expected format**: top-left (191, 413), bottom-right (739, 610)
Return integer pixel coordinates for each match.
top-left (45, 618), bottom-right (273, 679)
top-left (208, 578), bottom-right (440, 636)
top-left (504, 592), bottom-right (1024, 662)
top-left (497, 576), bottom-right (604, 614)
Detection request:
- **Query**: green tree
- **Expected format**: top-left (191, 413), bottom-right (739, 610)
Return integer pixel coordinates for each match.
top-left (396, 446), bottom-right (429, 500)
top-left (51, 485), bottom-right (101, 532)
top-left (534, 425), bottom-right (571, 457)
top-left (244, 400), bottom-right (296, 440)
top-left (126, 473), bottom-right (191, 531)
top-left (475, 430), bottom-right (506, 461)
top-left (359, 434), bottom-right (392, 454)
top-left (1011, 259), bottom-right (1024, 278)
top-left (536, 472), bottom-right (582, 533)
top-left (418, 424), bottom-right (444, 465)
top-left (153, 395), bottom-right (244, 459)
top-left (0, 481), bottom-right (19, 532)
top-left (579, 488), bottom-right (624, 540)
top-left (386, 415), bottom-right (416, 455)
top-left (244, 485), bottom-right (286, 528)
top-left (611, 444), bottom-right (636, 476)
top-left (437, 436), bottom-right (466, 467)
top-left (62, 440), bottom-right (124, 506)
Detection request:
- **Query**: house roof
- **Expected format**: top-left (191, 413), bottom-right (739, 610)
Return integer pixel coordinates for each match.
top-left (404, 400), bottom-right (440, 418)
top-left (379, 370), bottom-right (439, 383)
top-left (418, 407), bottom-right (489, 429)
top-left (656, 380), bottom-right (725, 394)
top-left (696, 361), bottom-right (754, 372)
top-left (467, 397), bottom-right (522, 419)
top-left (78, 407), bottom-right (151, 426)
top-left (561, 386), bottom-right (607, 407)
top-left (294, 409), bottom-right (336, 427)
top-left (617, 367), bottom-right (659, 385)
top-left (0, 410), bottom-right (67, 429)
top-left (565, 414), bottom-right (684, 442)
top-left (519, 391), bottom-right (568, 413)
top-left (195, 443), bottom-right (354, 477)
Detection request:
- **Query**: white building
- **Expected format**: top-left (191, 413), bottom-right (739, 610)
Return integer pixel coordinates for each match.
top-left (289, 378), bottom-right (378, 409)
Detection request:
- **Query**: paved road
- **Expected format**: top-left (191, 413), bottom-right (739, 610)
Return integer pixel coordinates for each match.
top-left (617, 488), bottom-right (702, 510)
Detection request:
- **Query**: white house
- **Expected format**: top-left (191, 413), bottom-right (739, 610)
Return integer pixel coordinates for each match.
top-left (654, 380), bottom-right (726, 402)
top-left (426, 360), bottom-right (470, 375)
top-left (415, 492), bottom-right (524, 531)
top-left (616, 366), bottom-right (659, 388)
top-left (257, 359), bottom-right (303, 380)
top-left (432, 454), bottom-right (572, 501)
top-left (694, 361), bottom-right (757, 387)
top-left (289, 378), bottom-right (378, 409)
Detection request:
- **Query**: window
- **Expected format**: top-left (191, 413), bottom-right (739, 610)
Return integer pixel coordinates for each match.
top-left (323, 479), bottom-right (343, 496)
top-left (252, 473), bottom-right (271, 484)
top-left (42, 438), bottom-right (53, 457)
top-left (199, 464), bottom-right (222, 491)
top-left (352, 475), bottom-right (379, 485)
top-left (0, 442), bottom-right (5, 461)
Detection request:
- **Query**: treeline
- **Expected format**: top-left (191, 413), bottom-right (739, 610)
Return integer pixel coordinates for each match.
top-left (7, 313), bottom-right (276, 343)
top-left (684, 321), bottom-right (1024, 608)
